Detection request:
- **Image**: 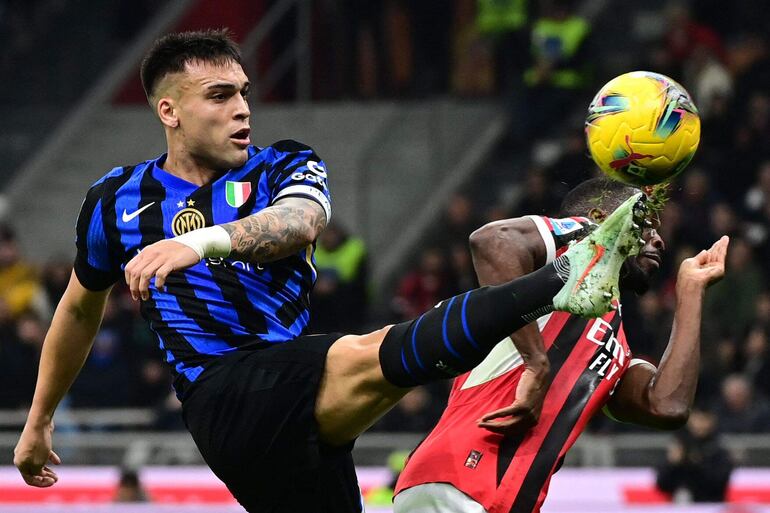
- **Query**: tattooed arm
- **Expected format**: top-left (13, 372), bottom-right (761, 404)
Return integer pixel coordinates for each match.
top-left (222, 197), bottom-right (327, 262)
top-left (124, 197), bottom-right (327, 301)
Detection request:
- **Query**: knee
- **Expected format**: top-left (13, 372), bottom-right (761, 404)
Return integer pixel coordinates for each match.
top-left (328, 327), bottom-right (391, 380)
top-left (325, 326), bottom-right (405, 398)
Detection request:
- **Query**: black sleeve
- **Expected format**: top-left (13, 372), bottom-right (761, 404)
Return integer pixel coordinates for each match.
top-left (73, 183), bottom-right (121, 291)
top-left (266, 139), bottom-right (332, 222)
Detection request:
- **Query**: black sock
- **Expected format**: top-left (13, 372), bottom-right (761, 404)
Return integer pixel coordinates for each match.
top-left (379, 258), bottom-right (568, 387)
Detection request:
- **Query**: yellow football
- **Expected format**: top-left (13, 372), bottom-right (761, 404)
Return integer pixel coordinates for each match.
top-left (585, 71), bottom-right (701, 186)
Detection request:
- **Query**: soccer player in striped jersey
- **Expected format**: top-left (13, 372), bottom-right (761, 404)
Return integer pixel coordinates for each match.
top-left (14, 30), bottom-right (665, 513)
top-left (393, 178), bottom-right (729, 513)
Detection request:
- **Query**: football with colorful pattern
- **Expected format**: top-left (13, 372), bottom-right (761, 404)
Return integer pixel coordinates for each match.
top-left (585, 71), bottom-right (701, 186)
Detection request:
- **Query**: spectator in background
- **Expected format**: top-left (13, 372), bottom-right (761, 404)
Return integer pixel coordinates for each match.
top-left (714, 374), bottom-right (770, 433)
top-left (133, 360), bottom-right (172, 408)
top-left (658, 200), bottom-right (684, 261)
top-left (114, 468), bottom-right (148, 503)
top-left (730, 91), bottom-right (770, 196)
top-left (510, 168), bottom-right (563, 217)
top-left (548, 131), bottom-right (597, 190)
top-left (709, 202), bottom-right (740, 242)
top-left (703, 238), bottom-right (764, 340)
top-left (69, 298), bottom-right (132, 407)
top-left (40, 257), bottom-right (72, 308)
top-left (392, 248), bottom-right (452, 321)
top-left (745, 161), bottom-right (770, 219)
top-left (448, 242), bottom-right (477, 295)
top-left (475, 0), bottom-right (529, 93)
top-left (686, 43), bottom-right (732, 119)
top-left (741, 326), bottom-right (770, 400)
top-left (431, 193), bottom-right (480, 253)
top-left (518, 0), bottom-right (592, 142)
top-left (407, 1), bottom-right (453, 96)
top-left (152, 390), bottom-right (185, 431)
top-left (676, 169), bottom-right (720, 249)
top-left (698, 92), bottom-right (733, 176)
top-left (753, 202), bottom-right (770, 269)
top-left (731, 35), bottom-right (770, 120)
top-left (656, 407), bottom-right (733, 502)
top-left (0, 224), bottom-right (49, 319)
top-left (662, 3), bottom-right (725, 78)
top-left (698, 336), bottom-right (740, 404)
top-left (622, 291), bottom-right (672, 361)
top-left (342, 0), bottom-right (387, 98)
top-left (0, 303), bottom-right (38, 409)
top-left (452, 0), bottom-right (496, 96)
top-left (752, 292), bottom-right (770, 329)
top-left (310, 222), bottom-right (368, 334)
top-left (381, 0), bottom-right (413, 96)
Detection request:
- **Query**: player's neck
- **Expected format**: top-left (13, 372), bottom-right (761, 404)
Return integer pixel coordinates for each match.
top-left (162, 151), bottom-right (218, 186)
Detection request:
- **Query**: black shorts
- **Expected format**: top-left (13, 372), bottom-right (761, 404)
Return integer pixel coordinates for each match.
top-left (181, 333), bottom-right (363, 513)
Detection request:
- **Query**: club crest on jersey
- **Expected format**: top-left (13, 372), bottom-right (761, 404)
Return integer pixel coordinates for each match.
top-left (226, 181), bottom-right (252, 208)
top-left (465, 450), bottom-right (483, 469)
top-left (172, 208), bottom-right (206, 236)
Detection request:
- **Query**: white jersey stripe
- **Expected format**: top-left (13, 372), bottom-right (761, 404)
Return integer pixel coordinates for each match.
top-left (273, 184), bottom-right (332, 222)
top-left (525, 215), bottom-right (557, 264)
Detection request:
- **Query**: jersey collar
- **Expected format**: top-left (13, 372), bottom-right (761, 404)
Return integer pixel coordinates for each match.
top-left (150, 153), bottom-right (225, 194)
top-left (151, 147), bottom-right (260, 192)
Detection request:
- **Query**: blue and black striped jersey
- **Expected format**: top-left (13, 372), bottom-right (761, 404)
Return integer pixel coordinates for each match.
top-left (73, 140), bottom-right (331, 394)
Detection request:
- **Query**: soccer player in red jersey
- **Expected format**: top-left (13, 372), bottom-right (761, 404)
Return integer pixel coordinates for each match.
top-left (394, 178), bottom-right (729, 513)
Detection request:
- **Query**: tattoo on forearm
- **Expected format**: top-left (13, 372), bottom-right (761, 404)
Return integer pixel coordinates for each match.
top-left (221, 201), bottom-right (326, 262)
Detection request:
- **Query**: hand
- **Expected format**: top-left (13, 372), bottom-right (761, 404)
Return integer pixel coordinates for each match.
top-left (14, 421), bottom-right (61, 488)
top-left (478, 365), bottom-right (549, 436)
top-left (676, 236), bottom-right (729, 293)
top-left (124, 240), bottom-right (200, 300)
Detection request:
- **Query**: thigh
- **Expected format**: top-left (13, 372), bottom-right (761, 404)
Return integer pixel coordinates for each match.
top-left (182, 336), bottom-right (361, 512)
top-left (315, 325), bottom-right (411, 446)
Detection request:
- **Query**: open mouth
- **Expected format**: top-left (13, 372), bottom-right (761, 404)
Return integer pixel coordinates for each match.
top-left (230, 127), bottom-right (251, 146)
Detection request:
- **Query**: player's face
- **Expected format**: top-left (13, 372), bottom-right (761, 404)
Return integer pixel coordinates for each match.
top-left (173, 59), bottom-right (251, 171)
top-left (620, 221), bottom-right (666, 294)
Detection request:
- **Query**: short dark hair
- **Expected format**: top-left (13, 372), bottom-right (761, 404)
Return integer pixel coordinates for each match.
top-left (140, 29), bottom-right (242, 100)
top-left (558, 177), bottom-right (637, 217)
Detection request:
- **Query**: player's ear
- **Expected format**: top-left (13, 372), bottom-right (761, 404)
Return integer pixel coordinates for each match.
top-left (157, 97), bottom-right (179, 128)
top-left (588, 208), bottom-right (607, 223)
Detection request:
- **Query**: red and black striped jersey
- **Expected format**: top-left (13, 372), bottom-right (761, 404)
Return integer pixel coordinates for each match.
top-left (395, 216), bottom-right (648, 513)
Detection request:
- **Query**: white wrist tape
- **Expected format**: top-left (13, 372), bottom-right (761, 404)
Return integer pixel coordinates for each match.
top-left (172, 225), bottom-right (232, 260)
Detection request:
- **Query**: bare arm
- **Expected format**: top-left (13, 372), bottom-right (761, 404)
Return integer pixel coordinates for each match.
top-left (470, 218), bottom-right (549, 280)
top-left (221, 196), bottom-right (327, 262)
top-left (469, 217), bottom-right (549, 363)
top-left (606, 237), bottom-right (729, 430)
top-left (125, 197), bottom-right (327, 300)
top-left (15, 271), bottom-right (111, 486)
top-left (468, 218), bottom-right (550, 434)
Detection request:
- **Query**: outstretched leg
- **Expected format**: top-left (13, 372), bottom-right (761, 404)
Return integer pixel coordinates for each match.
top-left (316, 260), bottom-right (566, 444)
top-left (316, 193), bottom-right (648, 445)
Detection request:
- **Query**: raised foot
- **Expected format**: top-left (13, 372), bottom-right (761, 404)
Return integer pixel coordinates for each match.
top-left (553, 192), bottom-right (649, 317)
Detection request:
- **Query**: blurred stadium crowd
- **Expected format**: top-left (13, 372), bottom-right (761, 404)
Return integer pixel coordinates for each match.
top-left (1, 0), bottom-right (769, 448)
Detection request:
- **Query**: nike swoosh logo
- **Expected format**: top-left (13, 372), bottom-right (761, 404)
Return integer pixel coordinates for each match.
top-left (122, 202), bottom-right (156, 223)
